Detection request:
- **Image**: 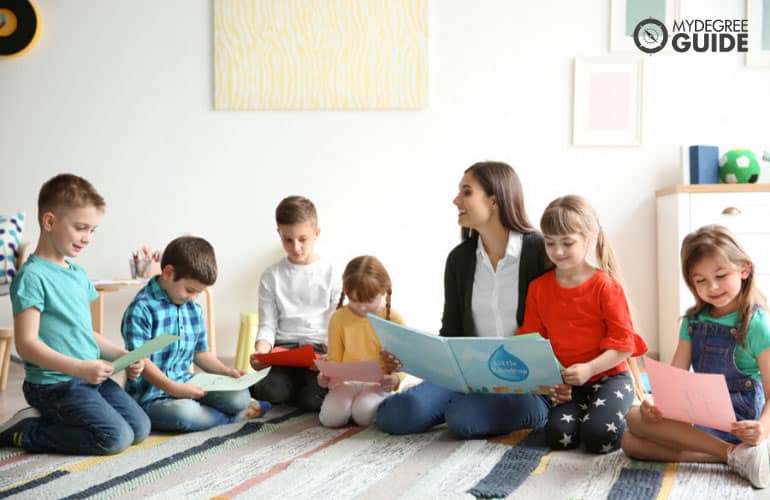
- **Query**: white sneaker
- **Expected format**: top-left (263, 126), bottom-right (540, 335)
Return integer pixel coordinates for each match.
top-left (728, 441), bottom-right (770, 488)
top-left (0, 407), bottom-right (41, 448)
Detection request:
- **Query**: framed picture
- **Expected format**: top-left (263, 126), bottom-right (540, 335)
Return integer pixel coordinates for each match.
top-left (610, 0), bottom-right (678, 52)
top-left (746, 0), bottom-right (770, 67)
top-left (572, 57), bottom-right (643, 147)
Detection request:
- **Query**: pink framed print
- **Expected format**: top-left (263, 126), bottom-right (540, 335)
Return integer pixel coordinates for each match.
top-left (572, 57), bottom-right (644, 147)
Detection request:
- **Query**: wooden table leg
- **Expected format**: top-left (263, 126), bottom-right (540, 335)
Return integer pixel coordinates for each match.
top-left (90, 291), bottom-right (105, 334)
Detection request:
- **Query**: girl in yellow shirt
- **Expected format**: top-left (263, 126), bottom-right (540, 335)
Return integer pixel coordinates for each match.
top-left (318, 256), bottom-right (404, 427)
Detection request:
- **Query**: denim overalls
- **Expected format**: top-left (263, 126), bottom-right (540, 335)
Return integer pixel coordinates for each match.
top-left (689, 314), bottom-right (765, 444)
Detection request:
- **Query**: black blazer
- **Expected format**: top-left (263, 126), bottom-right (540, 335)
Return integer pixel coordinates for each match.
top-left (439, 232), bottom-right (548, 337)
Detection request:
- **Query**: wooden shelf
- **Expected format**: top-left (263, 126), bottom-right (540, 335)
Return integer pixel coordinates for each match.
top-left (656, 184), bottom-right (770, 197)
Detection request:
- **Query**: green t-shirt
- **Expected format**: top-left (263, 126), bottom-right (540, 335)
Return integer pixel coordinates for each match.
top-left (11, 254), bottom-right (100, 384)
top-left (678, 308), bottom-right (770, 380)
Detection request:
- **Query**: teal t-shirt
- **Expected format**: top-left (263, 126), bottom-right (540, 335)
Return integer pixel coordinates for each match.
top-left (678, 308), bottom-right (770, 380)
top-left (11, 254), bottom-right (100, 384)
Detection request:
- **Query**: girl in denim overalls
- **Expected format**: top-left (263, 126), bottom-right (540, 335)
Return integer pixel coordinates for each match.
top-left (622, 225), bottom-right (770, 489)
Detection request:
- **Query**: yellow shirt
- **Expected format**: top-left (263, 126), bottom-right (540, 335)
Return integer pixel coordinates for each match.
top-left (327, 306), bottom-right (405, 384)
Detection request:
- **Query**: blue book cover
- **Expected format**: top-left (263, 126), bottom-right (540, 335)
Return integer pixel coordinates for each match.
top-left (689, 145), bottom-right (719, 184)
top-left (368, 315), bottom-right (562, 394)
top-left (368, 315), bottom-right (466, 392)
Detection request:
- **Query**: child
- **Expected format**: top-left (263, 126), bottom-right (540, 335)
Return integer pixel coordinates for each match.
top-left (249, 195), bottom-right (341, 411)
top-left (0, 174), bottom-right (150, 454)
top-left (318, 256), bottom-right (404, 427)
top-left (622, 225), bottom-right (770, 489)
top-left (121, 236), bottom-right (269, 432)
top-left (516, 195), bottom-right (647, 454)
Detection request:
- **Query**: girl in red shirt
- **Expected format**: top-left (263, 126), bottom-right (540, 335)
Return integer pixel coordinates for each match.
top-left (516, 195), bottom-right (646, 453)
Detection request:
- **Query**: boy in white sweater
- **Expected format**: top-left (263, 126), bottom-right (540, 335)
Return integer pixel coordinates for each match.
top-left (249, 196), bottom-right (341, 411)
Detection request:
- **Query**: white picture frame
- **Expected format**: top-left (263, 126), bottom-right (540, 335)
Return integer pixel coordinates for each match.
top-left (746, 0), bottom-right (770, 67)
top-left (610, 0), bottom-right (678, 52)
top-left (572, 57), bottom-right (643, 147)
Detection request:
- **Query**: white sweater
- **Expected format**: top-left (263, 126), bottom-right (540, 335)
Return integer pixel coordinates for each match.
top-left (256, 257), bottom-right (341, 347)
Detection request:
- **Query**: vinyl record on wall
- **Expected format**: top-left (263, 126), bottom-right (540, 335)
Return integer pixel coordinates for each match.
top-left (0, 0), bottom-right (39, 57)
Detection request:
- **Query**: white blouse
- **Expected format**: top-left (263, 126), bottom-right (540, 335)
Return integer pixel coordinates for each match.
top-left (471, 231), bottom-right (522, 337)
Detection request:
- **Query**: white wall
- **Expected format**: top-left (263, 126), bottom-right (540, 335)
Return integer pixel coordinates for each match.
top-left (2, 0), bottom-right (769, 359)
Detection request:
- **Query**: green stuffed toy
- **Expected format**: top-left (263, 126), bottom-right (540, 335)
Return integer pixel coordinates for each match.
top-left (719, 148), bottom-right (761, 183)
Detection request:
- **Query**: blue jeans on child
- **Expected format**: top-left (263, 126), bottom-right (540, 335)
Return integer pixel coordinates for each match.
top-left (142, 389), bottom-right (251, 432)
top-left (376, 381), bottom-right (551, 438)
top-left (22, 378), bottom-right (150, 455)
top-left (689, 316), bottom-right (765, 444)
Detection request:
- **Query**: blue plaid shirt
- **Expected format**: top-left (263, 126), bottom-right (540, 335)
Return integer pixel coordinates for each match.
top-left (121, 276), bottom-right (208, 405)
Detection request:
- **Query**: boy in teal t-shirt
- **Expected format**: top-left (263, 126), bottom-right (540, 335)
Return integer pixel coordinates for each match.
top-left (0, 174), bottom-right (150, 454)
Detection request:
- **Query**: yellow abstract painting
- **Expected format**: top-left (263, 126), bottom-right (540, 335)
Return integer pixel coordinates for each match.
top-left (214, 0), bottom-right (428, 110)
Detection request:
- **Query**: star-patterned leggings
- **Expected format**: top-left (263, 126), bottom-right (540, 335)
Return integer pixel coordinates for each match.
top-left (544, 371), bottom-right (634, 454)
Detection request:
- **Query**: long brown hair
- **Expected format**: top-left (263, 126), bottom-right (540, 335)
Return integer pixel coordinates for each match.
top-left (681, 225), bottom-right (767, 346)
top-left (540, 195), bottom-right (623, 283)
top-left (460, 161), bottom-right (536, 240)
top-left (336, 256), bottom-right (392, 320)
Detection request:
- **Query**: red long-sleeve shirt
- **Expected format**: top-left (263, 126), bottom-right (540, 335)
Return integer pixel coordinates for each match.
top-left (516, 269), bottom-right (647, 382)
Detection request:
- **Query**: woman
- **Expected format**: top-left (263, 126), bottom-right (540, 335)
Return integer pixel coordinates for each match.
top-left (376, 161), bottom-right (551, 438)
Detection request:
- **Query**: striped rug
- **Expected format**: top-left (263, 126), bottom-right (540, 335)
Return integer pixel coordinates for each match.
top-left (0, 406), bottom-right (762, 499)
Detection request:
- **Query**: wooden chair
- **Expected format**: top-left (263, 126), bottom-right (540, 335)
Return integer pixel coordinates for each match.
top-left (0, 327), bottom-right (13, 391)
top-left (202, 287), bottom-right (216, 355)
top-left (0, 242), bottom-right (30, 391)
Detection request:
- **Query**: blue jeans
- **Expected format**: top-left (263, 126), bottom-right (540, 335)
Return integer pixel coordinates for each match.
top-left (689, 315), bottom-right (764, 445)
top-left (376, 381), bottom-right (550, 439)
top-left (142, 389), bottom-right (251, 432)
top-left (23, 378), bottom-right (151, 455)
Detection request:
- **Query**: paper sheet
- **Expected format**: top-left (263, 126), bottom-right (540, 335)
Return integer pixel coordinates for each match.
top-left (252, 345), bottom-right (317, 367)
top-left (188, 368), bottom-right (271, 391)
top-left (644, 357), bottom-right (737, 432)
top-left (314, 360), bottom-right (383, 383)
top-left (113, 334), bottom-right (179, 373)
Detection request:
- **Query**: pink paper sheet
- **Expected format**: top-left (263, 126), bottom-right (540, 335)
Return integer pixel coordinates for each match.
top-left (314, 360), bottom-right (383, 383)
top-left (645, 357), bottom-right (737, 432)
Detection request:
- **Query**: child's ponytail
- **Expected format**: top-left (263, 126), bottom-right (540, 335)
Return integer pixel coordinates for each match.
top-left (385, 288), bottom-right (392, 321)
top-left (596, 228), bottom-right (623, 283)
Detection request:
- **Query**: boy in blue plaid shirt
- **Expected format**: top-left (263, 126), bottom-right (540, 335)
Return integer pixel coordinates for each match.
top-left (121, 236), bottom-right (269, 432)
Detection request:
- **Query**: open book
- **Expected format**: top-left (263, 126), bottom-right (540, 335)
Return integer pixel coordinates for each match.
top-left (368, 315), bottom-right (562, 394)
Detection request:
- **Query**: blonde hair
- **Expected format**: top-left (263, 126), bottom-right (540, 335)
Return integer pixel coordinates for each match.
top-left (540, 195), bottom-right (623, 282)
top-left (681, 225), bottom-right (767, 346)
top-left (336, 256), bottom-right (392, 320)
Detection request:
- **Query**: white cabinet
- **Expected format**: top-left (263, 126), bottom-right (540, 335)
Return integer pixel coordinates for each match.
top-left (656, 185), bottom-right (770, 364)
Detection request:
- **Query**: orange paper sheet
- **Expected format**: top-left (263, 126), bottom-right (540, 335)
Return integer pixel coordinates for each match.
top-left (252, 345), bottom-right (318, 368)
top-left (645, 357), bottom-right (737, 432)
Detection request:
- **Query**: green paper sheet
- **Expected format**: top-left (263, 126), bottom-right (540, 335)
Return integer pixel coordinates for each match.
top-left (188, 368), bottom-right (271, 392)
top-left (112, 334), bottom-right (179, 373)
